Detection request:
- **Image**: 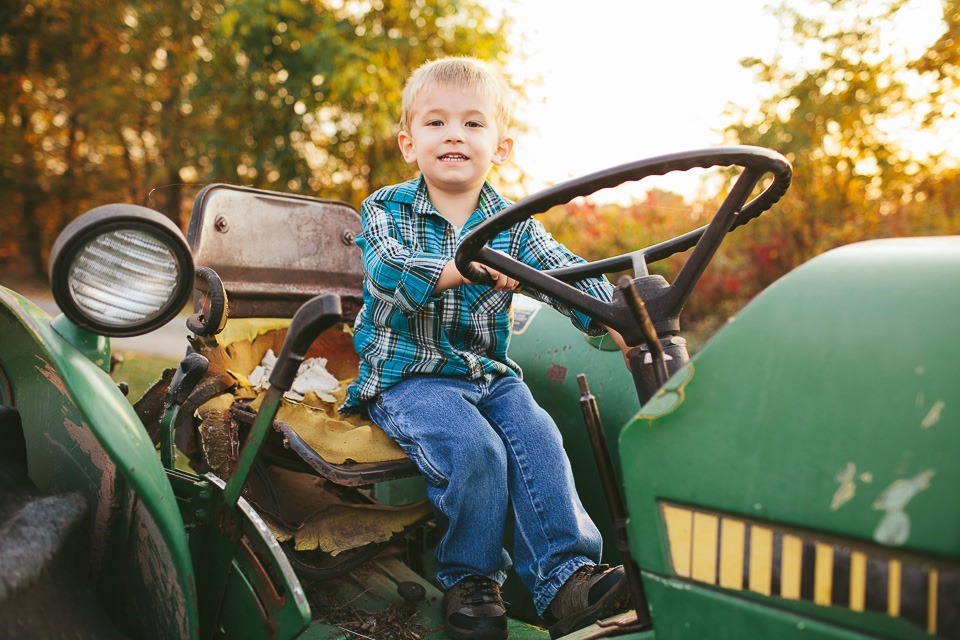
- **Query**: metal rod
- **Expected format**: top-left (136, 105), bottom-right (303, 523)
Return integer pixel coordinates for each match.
top-left (577, 373), bottom-right (651, 627)
top-left (668, 167), bottom-right (761, 313)
top-left (159, 405), bottom-right (177, 470)
top-left (161, 352), bottom-right (208, 470)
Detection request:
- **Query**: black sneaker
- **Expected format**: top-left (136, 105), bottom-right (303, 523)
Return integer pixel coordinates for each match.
top-left (443, 575), bottom-right (508, 640)
top-left (544, 564), bottom-right (629, 638)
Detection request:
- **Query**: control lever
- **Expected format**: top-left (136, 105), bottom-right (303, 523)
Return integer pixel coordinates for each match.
top-left (577, 373), bottom-right (652, 631)
top-left (222, 293), bottom-right (342, 508)
top-left (160, 352), bottom-right (209, 469)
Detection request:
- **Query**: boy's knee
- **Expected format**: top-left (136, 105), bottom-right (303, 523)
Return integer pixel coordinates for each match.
top-left (457, 435), bottom-right (507, 480)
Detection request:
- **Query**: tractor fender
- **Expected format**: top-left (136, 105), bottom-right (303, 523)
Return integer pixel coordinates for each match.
top-left (0, 286), bottom-right (198, 639)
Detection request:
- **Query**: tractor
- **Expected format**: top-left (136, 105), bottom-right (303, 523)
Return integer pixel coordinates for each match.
top-left (0, 146), bottom-right (955, 639)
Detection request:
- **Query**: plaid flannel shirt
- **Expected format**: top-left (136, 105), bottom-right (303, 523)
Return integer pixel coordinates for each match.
top-left (340, 176), bottom-right (615, 413)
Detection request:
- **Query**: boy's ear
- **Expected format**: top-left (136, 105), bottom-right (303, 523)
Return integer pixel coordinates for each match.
top-left (492, 136), bottom-right (514, 166)
top-left (398, 130), bottom-right (417, 164)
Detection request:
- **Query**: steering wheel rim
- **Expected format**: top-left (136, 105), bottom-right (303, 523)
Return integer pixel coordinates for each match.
top-left (454, 145), bottom-right (792, 345)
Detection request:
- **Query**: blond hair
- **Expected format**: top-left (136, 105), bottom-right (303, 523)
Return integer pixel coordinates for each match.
top-left (400, 57), bottom-right (511, 135)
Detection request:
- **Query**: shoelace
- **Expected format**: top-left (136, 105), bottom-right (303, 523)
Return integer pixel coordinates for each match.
top-left (462, 578), bottom-right (499, 604)
top-left (564, 566), bottom-right (595, 593)
top-left (553, 564), bottom-right (610, 614)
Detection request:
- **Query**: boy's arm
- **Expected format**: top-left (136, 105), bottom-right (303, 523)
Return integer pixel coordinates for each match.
top-left (359, 199), bottom-right (450, 314)
top-left (435, 261), bottom-right (468, 292)
top-left (434, 259), bottom-right (520, 293)
top-left (516, 218), bottom-right (615, 335)
top-left (360, 199), bottom-right (520, 307)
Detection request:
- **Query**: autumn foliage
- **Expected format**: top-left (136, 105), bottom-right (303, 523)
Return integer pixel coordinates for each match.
top-left (0, 0), bottom-right (515, 275)
top-left (540, 0), bottom-right (960, 335)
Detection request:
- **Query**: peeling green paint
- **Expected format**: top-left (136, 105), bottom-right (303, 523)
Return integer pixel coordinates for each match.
top-left (920, 400), bottom-right (945, 429)
top-left (831, 462), bottom-right (857, 511)
top-left (872, 470), bottom-right (935, 546)
top-left (636, 364), bottom-right (693, 420)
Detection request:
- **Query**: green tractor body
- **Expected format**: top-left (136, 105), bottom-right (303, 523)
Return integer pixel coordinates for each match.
top-left (0, 148), bottom-right (955, 639)
top-left (0, 289), bottom-right (201, 638)
top-left (619, 236), bottom-right (959, 639)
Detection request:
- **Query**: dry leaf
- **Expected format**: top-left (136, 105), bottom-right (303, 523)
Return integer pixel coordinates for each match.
top-left (295, 500), bottom-right (433, 555)
top-left (198, 393), bottom-right (239, 478)
top-left (257, 510), bottom-right (295, 543)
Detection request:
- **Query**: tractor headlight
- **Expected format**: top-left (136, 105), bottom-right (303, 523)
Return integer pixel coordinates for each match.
top-left (49, 204), bottom-right (194, 337)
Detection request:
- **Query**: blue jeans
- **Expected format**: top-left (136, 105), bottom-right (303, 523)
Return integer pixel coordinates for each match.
top-left (368, 374), bottom-right (602, 615)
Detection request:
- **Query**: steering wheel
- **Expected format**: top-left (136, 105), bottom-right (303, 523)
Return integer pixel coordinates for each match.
top-left (455, 146), bottom-right (792, 347)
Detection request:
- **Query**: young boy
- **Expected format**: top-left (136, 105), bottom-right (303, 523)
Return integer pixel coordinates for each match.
top-left (340, 57), bottom-right (630, 639)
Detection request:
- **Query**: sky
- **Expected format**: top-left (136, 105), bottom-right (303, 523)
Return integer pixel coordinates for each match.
top-left (482, 0), bottom-right (946, 201)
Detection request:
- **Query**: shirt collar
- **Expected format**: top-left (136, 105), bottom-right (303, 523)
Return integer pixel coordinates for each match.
top-left (409, 175), bottom-right (511, 225)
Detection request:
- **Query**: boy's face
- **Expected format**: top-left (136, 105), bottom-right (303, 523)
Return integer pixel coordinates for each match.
top-left (398, 84), bottom-right (513, 201)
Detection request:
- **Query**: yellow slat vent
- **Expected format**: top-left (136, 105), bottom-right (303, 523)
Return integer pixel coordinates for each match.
top-left (659, 502), bottom-right (957, 638)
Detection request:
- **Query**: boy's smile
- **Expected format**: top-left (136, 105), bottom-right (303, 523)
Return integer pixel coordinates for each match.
top-left (399, 85), bottom-right (513, 207)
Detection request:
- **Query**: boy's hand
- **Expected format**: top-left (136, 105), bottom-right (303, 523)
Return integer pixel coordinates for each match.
top-left (436, 259), bottom-right (520, 293)
top-left (601, 325), bottom-right (633, 370)
top-left (468, 262), bottom-right (520, 292)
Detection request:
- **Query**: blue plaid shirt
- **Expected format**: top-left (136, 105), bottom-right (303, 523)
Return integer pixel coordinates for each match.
top-left (340, 176), bottom-right (615, 413)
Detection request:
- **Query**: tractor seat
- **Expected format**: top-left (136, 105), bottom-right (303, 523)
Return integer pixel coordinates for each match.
top-left (182, 184), bottom-right (418, 488)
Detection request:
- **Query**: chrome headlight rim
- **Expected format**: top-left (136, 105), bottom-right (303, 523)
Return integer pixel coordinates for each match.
top-left (49, 204), bottom-right (195, 338)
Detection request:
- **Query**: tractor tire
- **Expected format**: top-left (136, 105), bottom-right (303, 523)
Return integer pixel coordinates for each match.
top-left (0, 407), bottom-right (127, 639)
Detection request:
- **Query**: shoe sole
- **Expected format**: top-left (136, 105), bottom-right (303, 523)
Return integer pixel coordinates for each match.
top-left (547, 574), bottom-right (631, 639)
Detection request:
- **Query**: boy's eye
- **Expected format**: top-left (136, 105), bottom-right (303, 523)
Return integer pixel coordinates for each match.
top-left (426, 120), bottom-right (443, 127)
top-left (465, 121), bottom-right (483, 128)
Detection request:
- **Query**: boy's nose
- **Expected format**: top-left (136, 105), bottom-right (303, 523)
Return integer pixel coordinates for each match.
top-left (445, 125), bottom-right (465, 142)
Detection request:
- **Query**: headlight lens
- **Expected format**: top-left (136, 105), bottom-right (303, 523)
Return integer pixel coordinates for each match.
top-left (49, 204), bottom-right (194, 337)
top-left (68, 229), bottom-right (183, 327)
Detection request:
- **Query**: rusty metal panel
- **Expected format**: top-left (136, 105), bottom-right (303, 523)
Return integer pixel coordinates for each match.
top-left (187, 185), bottom-right (363, 322)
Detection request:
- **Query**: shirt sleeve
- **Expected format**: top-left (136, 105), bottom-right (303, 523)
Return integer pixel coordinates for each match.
top-left (357, 198), bottom-right (449, 316)
top-left (516, 218), bottom-right (616, 335)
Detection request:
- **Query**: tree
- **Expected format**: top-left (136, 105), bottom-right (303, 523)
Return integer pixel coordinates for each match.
top-left (724, 0), bottom-right (959, 284)
top-left (0, 0), bottom-right (515, 277)
top-left (201, 0), bottom-right (516, 206)
top-left (0, 0), bottom-right (131, 276)
top-left (533, 0), bottom-right (960, 338)
top-left (912, 0), bottom-right (959, 125)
